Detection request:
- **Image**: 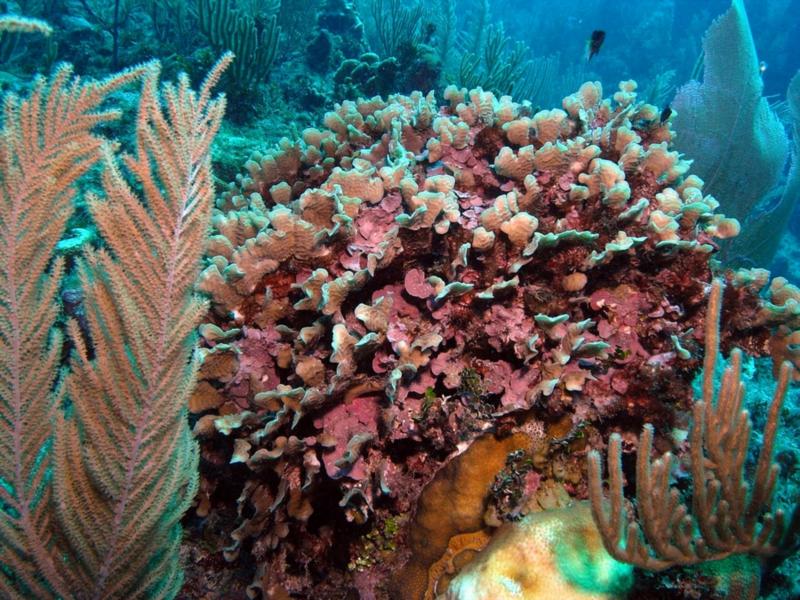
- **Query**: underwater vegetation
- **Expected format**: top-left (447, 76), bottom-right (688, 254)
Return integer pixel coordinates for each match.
top-left (0, 50), bottom-right (231, 598)
top-left (1, 0), bottom-right (800, 599)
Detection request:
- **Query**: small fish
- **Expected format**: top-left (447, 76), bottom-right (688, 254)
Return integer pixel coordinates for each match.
top-left (587, 30), bottom-right (605, 61)
top-left (660, 104), bottom-right (672, 123)
top-left (759, 60), bottom-right (768, 74)
top-left (423, 22), bottom-right (437, 43)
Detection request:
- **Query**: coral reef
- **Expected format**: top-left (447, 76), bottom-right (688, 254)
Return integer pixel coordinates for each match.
top-left (306, 0), bottom-right (368, 75)
top-left (189, 80), bottom-right (800, 597)
top-left (333, 52), bottom-right (399, 99)
top-left (2, 0), bottom-right (799, 598)
top-left (589, 279), bottom-right (798, 600)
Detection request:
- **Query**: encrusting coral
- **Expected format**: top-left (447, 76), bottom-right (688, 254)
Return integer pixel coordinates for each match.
top-left (189, 79), bottom-right (800, 597)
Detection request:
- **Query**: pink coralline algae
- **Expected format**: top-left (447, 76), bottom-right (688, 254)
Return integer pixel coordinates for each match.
top-left (189, 81), bottom-right (800, 597)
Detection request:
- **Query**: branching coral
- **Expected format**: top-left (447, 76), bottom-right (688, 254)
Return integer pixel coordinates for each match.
top-left (456, 22), bottom-right (530, 97)
top-left (0, 13), bottom-right (52, 63)
top-left (197, 0), bottom-right (281, 93)
top-left (366, 0), bottom-right (423, 57)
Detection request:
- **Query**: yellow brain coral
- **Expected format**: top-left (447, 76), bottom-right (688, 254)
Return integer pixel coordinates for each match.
top-left (443, 502), bottom-right (633, 600)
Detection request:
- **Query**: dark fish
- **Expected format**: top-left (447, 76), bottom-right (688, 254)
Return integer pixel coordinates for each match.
top-left (587, 30), bottom-right (605, 61)
top-left (660, 104), bottom-right (672, 123)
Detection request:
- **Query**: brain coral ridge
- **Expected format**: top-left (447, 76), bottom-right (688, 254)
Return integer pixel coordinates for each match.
top-left (191, 80), bottom-right (800, 595)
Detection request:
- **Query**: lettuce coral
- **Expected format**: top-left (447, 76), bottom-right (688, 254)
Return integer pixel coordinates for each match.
top-left (191, 81), bottom-right (800, 596)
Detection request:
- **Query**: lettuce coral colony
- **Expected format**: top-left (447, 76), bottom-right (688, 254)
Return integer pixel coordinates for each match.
top-left (190, 80), bottom-right (800, 598)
